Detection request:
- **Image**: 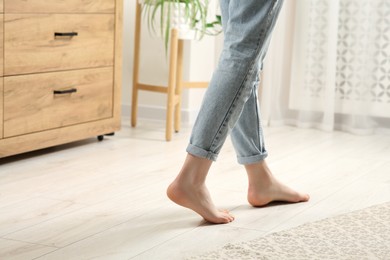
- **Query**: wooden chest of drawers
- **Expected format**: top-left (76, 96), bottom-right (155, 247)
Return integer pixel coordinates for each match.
top-left (0, 0), bottom-right (123, 158)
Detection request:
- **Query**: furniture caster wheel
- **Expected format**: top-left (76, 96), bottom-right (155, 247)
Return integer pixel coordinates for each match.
top-left (105, 132), bottom-right (115, 136)
top-left (97, 135), bottom-right (104, 141)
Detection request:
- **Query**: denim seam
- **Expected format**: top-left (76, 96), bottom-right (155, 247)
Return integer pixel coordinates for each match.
top-left (254, 89), bottom-right (262, 151)
top-left (208, 3), bottom-right (277, 155)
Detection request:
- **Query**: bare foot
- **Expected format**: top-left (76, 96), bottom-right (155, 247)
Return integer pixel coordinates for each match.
top-left (246, 161), bottom-right (310, 207)
top-left (167, 180), bottom-right (235, 224)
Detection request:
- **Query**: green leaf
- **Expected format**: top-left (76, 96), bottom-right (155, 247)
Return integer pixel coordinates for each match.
top-left (141, 0), bottom-right (222, 56)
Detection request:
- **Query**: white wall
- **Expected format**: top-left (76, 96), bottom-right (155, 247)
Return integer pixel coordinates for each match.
top-left (123, 0), bottom-right (222, 124)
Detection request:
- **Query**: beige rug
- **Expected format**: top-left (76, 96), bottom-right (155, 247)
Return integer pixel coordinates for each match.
top-left (189, 202), bottom-right (390, 260)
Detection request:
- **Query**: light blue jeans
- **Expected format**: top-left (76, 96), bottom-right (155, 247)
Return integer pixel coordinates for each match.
top-left (186, 0), bottom-right (284, 164)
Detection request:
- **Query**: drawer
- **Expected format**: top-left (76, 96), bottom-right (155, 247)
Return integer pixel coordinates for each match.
top-left (5, 0), bottom-right (115, 13)
top-left (5, 14), bottom-right (115, 76)
top-left (4, 67), bottom-right (114, 138)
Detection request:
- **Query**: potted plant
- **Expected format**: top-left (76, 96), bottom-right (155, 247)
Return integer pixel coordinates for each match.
top-left (140, 0), bottom-right (222, 51)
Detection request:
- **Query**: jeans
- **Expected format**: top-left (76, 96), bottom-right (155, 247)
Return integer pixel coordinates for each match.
top-left (186, 0), bottom-right (284, 165)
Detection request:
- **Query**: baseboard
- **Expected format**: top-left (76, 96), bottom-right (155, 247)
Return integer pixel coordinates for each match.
top-left (121, 104), bottom-right (199, 124)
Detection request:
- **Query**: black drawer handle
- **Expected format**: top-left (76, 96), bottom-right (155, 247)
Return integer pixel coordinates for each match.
top-left (53, 88), bottom-right (77, 95)
top-left (54, 32), bottom-right (78, 37)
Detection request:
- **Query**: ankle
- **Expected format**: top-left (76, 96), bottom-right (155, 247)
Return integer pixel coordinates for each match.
top-left (247, 170), bottom-right (274, 188)
top-left (174, 174), bottom-right (205, 188)
top-left (245, 161), bottom-right (275, 185)
top-left (174, 154), bottom-right (212, 186)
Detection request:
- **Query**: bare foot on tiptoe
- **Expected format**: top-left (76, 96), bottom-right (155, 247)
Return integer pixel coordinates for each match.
top-left (167, 180), bottom-right (235, 224)
top-left (246, 161), bottom-right (310, 207)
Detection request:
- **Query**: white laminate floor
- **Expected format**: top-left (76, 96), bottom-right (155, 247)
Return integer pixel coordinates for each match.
top-left (0, 119), bottom-right (389, 260)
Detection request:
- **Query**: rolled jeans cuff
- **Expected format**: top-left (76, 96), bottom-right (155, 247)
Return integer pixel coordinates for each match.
top-left (237, 152), bottom-right (268, 165)
top-left (186, 143), bottom-right (218, 162)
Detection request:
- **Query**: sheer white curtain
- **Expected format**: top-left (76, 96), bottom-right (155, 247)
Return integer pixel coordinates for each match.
top-left (260, 0), bottom-right (390, 135)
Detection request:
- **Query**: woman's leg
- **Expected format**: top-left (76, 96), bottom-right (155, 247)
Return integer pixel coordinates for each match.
top-left (230, 74), bottom-right (310, 206)
top-left (230, 66), bottom-right (268, 165)
top-left (186, 0), bottom-right (284, 160)
top-left (168, 0), bottom-right (294, 224)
